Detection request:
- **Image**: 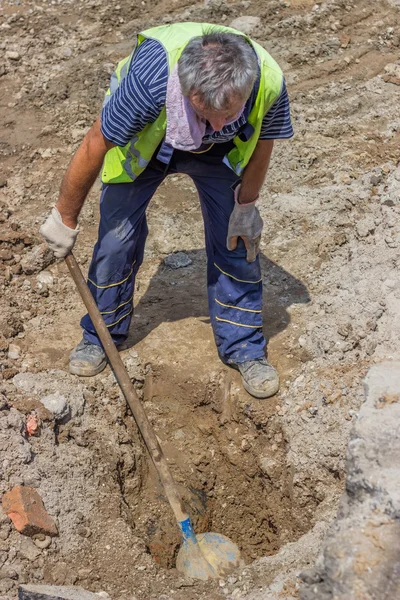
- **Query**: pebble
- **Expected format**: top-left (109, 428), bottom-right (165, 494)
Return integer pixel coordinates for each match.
top-left (21, 244), bottom-right (53, 275)
top-left (34, 535), bottom-right (52, 549)
top-left (6, 50), bottom-right (20, 60)
top-left (77, 526), bottom-right (91, 538)
top-left (36, 270), bottom-right (54, 286)
top-left (164, 252), bottom-right (192, 269)
top-left (40, 392), bottom-right (70, 421)
top-left (18, 537), bottom-right (42, 561)
top-left (8, 344), bottom-right (21, 360)
top-left (370, 174), bottom-right (382, 186)
top-left (384, 63), bottom-right (400, 79)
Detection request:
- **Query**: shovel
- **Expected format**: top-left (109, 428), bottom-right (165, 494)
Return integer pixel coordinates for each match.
top-left (65, 252), bottom-right (242, 580)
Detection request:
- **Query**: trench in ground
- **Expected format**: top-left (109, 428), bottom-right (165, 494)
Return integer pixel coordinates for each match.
top-left (113, 363), bottom-right (322, 570)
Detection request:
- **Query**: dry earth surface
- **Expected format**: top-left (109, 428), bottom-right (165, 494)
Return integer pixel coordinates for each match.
top-left (0, 0), bottom-right (400, 598)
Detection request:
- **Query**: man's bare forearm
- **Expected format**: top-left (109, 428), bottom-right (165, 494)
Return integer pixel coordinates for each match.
top-left (56, 117), bottom-right (114, 229)
top-left (238, 139), bottom-right (274, 204)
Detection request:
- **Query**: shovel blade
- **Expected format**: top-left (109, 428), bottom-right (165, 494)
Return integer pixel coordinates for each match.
top-left (176, 532), bottom-right (243, 580)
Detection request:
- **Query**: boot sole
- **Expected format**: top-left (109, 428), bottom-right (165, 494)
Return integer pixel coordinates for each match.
top-left (69, 359), bottom-right (107, 377)
top-left (241, 377), bottom-right (280, 399)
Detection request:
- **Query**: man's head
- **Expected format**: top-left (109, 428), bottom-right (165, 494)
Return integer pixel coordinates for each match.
top-left (178, 30), bottom-right (258, 132)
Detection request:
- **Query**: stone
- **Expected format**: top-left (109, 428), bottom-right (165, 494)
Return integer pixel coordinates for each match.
top-left (7, 344), bottom-right (20, 360)
top-left (21, 244), bottom-right (53, 275)
top-left (36, 271), bottom-right (54, 287)
top-left (67, 391), bottom-right (85, 418)
top-left (229, 16), bottom-right (261, 34)
top-left (18, 584), bottom-right (108, 600)
top-left (6, 51), bottom-right (20, 61)
top-left (384, 62), bottom-right (400, 79)
top-left (370, 174), bottom-right (382, 186)
top-left (258, 455), bottom-right (279, 478)
top-left (17, 537), bottom-right (42, 561)
top-left (40, 393), bottom-right (69, 421)
top-left (163, 252), bottom-right (192, 269)
top-left (2, 486), bottom-right (58, 537)
top-left (33, 535), bottom-right (52, 550)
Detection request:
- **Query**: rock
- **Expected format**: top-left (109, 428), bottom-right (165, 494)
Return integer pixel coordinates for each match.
top-left (7, 344), bottom-right (21, 360)
top-left (229, 16), bottom-right (261, 34)
top-left (370, 174), bottom-right (382, 186)
top-left (67, 391), bottom-right (85, 418)
top-left (17, 537), bottom-right (42, 561)
top-left (21, 244), bottom-right (53, 275)
top-left (258, 455), bottom-right (279, 478)
top-left (384, 62), bottom-right (400, 79)
top-left (163, 252), bottom-right (192, 269)
top-left (300, 362), bottom-right (400, 599)
top-left (2, 486), bottom-right (58, 537)
top-left (339, 34), bottom-right (351, 48)
top-left (36, 271), bottom-right (54, 287)
top-left (40, 393), bottom-right (69, 421)
top-left (13, 373), bottom-right (46, 395)
top-left (6, 51), bottom-right (20, 61)
top-left (18, 584), bottom-right (108, 600)
top-left (33, 535), bottom-right (51, 549)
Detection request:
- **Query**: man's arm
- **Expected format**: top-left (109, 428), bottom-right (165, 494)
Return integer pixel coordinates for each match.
top-left (56, 117), bottom-right (114, 228)
top-left (226, 140), bottom-right (274, 262)
top-left (238, 139), bottom-right (274, 204)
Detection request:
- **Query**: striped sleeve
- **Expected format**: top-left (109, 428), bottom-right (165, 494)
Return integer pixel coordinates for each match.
top-left (259, 79), bottom-right (294, 140)
top-left (101, 38), bottom-right (168, 147)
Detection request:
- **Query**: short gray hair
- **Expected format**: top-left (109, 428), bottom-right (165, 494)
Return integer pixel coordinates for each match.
top-left (178, 30), bottom-right (258, 111)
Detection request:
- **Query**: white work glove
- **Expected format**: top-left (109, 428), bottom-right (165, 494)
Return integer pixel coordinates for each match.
top-left (227, 185), bottom-right (263, 263)
top-left (39, 207), bottom-right (79, 258)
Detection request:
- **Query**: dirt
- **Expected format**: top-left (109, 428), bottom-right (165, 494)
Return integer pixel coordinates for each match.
top-left (1, 0), bottom-right (400, 598)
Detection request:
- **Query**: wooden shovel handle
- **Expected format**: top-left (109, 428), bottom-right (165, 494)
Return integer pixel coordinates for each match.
top-left (65, 252), bottom-right (188, 524)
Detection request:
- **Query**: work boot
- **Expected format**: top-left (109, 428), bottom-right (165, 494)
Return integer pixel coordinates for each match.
top-left (235, 357), bottom-right (279, 399)
top-left (69, 338), bottom-right (107, 376)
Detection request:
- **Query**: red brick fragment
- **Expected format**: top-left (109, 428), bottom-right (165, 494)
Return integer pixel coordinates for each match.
top-left (26, 414), bottom-right (41, 437)
top-left (2, 486), bottom-right (58, 537)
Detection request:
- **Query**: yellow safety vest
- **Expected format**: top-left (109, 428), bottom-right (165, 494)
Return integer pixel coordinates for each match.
top-left (102, 22), bottom-right (283, 184)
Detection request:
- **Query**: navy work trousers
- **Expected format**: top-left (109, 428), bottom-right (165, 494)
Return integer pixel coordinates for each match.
top-left (81, 148), bottom-right (266, 364)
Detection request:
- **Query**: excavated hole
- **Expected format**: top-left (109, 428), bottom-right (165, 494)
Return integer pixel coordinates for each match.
top-left (116, 366), bottom-right (321, 570)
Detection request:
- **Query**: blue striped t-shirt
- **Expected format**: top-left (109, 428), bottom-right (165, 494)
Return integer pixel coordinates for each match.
top-left (101, 38), bottom-right (294, 148)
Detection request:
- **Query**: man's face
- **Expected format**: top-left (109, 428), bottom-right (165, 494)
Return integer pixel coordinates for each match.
top-left (188, 93), bottom-right (246, 132)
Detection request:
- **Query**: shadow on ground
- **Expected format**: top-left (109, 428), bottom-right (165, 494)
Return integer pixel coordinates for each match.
top-left (124, 249), bottom-right (310, 349)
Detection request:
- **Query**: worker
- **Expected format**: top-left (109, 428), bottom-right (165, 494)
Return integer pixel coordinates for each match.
top-left (40, 23), bottom-right (293, 399)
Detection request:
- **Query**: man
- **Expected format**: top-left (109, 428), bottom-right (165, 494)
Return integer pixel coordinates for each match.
top-left (40, 23), bottom-right (293, 399)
